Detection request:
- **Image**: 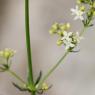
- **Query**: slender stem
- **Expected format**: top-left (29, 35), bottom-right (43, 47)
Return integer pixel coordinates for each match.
top-left (37, 51), bottom-right (69, 89)
top-left (25, 0), bottom-right (34, 85)
top-left (31, 92), bottom-right (36, 95)
top-left (25, 0), bottom-right (36, 94)
top-left (79, 27), bottom-right (87, 36)
top-left (8, 69), bottom-right (25, 84)
top-left (6, 60), bottom-right (25, 84)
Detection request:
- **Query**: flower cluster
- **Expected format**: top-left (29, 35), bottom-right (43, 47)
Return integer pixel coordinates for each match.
top-left (71, 0), bottom-right (95, 27)
top-left (71, 5), bottom-right (85, 20)
top-left (49, 22), bottom-right (70, 35)
top-left (52, 0), bottom-right (95, 51)
top-left (49, 23), bottom-right (82, 51)
top-left (0, 48), bottom-right (16, 60)
top-left (61, 31), bottom-right (82, 50)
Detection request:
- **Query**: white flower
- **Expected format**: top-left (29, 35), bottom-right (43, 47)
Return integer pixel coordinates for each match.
top-left (64, 40), bottom-right (75, 50)
top-left (61, 31), bottom-right (83, 50)
top-left (61, 31), bottom-right (74, 50)
top-left (73, 32), bottom-right (83, 43)
top-left (61, 31), bottom-right (72, 42)
top-left (70, 5), bottom-right (84, 20)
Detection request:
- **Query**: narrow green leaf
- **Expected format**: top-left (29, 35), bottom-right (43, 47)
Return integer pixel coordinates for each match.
top-left (35, 71), bottom-right (42, 85)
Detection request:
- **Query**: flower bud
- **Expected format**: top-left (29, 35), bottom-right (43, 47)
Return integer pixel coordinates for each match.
top-left (3, 51), bottom-right (10, 59)
top-left (93, 11), bottom-right (95, 16)
top-left (57, 39), bottom-right (63, 46)
top-left (77, 0), bottom-right (81, 4)
top-left (66, 23), bottom-right (71, 29)
top-left (49, 23), bottom-right (59, 35)
top-left (80, 6), bottom-right (85, 11)
top-left (52, 23), bottom-right (58, 30)
top-left (59, 24), bottom-right (66, 31)
top-left (0, 48), bottom-right (16, 60)
top-left (60, 23), bottom-right (70, 31)
top-left (57, 30), bottom-right (64, 36)
top-left (42, 83), bottom-right (48, 90)
top-left (92, 2), bottom-right (95, 8)
top-left (49, 29), bottom-right (57, 35)
top-left (87, 11), bottom-right (91, 17)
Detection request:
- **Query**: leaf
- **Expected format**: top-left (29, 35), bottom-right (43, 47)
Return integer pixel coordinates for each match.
top-left (88, 24), bottom-right (94, 27)
top-left (35, 71), bottom-right (42, 85)
top-left (0, 67), bottom-right (6, 72)
top-left (82, 20), bottom-right (87, 27)
top-left (12, 82), bottom-right (28, 92)
top-left (2, 64), bottom-right (9, 69)
top-left (37, 89), bottom-right (43, 94)
top-left (70, 49), bottom-right (80, 53)
top-left (47, 84), bottom-right (53, 90)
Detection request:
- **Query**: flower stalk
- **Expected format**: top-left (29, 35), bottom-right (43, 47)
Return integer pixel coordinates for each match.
top-left (8, 69), bottom-right (25, 84)
top-left (36, 51), bottom-right (69, 89)
top-left (79, 27), bottom-right (87, 36)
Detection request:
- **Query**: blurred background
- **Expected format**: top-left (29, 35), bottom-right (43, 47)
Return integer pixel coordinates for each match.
top-left (0, 0), bottom-right (95, 95)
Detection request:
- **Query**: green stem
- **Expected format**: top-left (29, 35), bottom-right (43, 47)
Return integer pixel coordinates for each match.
top-left (37, 51), bottom-right (69, 89)
top-left (8, 69), bottom-right (25, 84)
top-left (79, 27), bottom-right (87, 36)
top-left (25, 0), bottom-right (36, 94)
top-left (31, 92), bottom-right (36, 95)
top-left (25, 0), bottom-right (34, 85)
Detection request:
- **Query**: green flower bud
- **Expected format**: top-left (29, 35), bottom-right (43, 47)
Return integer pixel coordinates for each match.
top-left (42, 83), bottom-right (49, 90)
top-left (49, 29), bottom-right (57, 35)
top-left (3, 51), bottom-right (10, 59)
top-left (59, 23), bottom-right (70, 31)
top-left (49, 23), bottom-right (59, 35)
top-left (57, 31), bottom-right (64, 36)
top-left (57, 39), bottom-right (63, 46)
top-left (80, 6), bottom-right (85, 11)
top-left (77, 0), bottom-right (81, 4)
top-left (52, 23), bottom-right (58, 29)
top-left (93, 11), bottom-right (95, 16)
top-left (87, 11), bottom-right (91, 17)
top-left (0, 48), bottom-right (16, 60)
top-left (66, 23), bottom-right (71, 29)
top-left (59, 24), bottom-right (66, 31)
top-left (92, 2), bottom-right (95, 8)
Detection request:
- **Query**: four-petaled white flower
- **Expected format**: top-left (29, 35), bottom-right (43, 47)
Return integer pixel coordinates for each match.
top-left (61, 31), bottom-right (75, 50)
top-left (71, 5), bottom-right (84, 20)
top-left (64, 39), bottom-right (75, 50)
top-left (61, 31), bottom-right (83, 50)
top-left (73, 32), bottom-right (83, 43)
top-left (61, 31), bottom-right (72, 42)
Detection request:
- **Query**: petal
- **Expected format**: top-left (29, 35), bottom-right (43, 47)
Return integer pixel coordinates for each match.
top-left (71, 8), bottom-right (76, 12)
top-left (70, 43), bottom-right (75, 47)
top-left (65, 45), bottom-right (69, 50)
top-left (68, 32), bottom-right (73, 36)
top-left (74, 16), bottom-right (79, 20)
top-left (80, 16), bottom-right (84, 20)
top-left (76, 5), bottom-right (79, 10)
top-left (64, 31), bottom-right (68, 36)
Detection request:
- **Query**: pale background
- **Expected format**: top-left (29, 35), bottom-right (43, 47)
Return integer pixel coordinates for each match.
top-left (0, 0), bottom-right (95, 95)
